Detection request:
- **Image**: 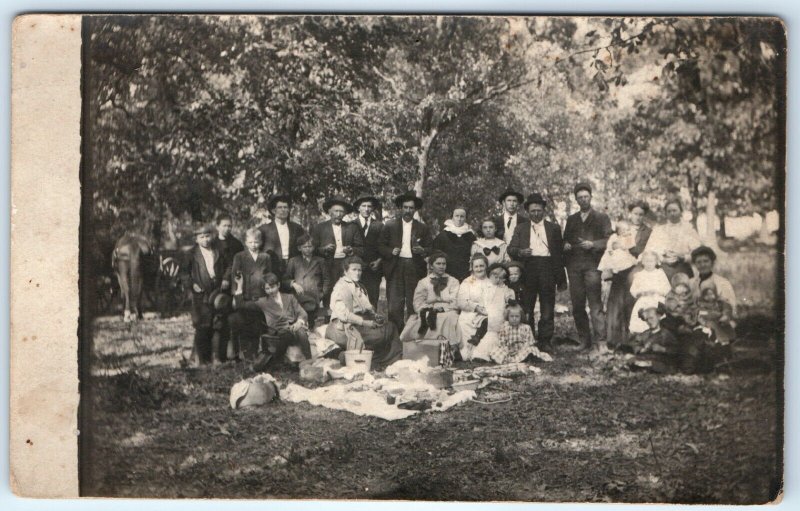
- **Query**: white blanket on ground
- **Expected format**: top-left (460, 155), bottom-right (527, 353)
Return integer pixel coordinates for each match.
top-left (282, 372), bottom-right (475, 421)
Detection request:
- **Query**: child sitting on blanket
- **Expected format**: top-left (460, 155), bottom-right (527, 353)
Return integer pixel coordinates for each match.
top-left (489, 301), bottom-right (548, 364)
top-left (598, 220), bottom-right (637, 280)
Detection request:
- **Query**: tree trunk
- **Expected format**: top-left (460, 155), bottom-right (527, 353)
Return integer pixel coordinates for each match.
top-left (413, 127), bottom-right (439, 198)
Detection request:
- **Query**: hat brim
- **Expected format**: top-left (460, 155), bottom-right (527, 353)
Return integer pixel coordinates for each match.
top-left (323, 200), bottom-right (353, 213)
top-left (394, 196), bottom-right (424, 209)
top-left (498, 191), bottom-right (525, 203)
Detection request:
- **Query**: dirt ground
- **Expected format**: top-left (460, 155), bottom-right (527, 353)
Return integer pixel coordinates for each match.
top-left (82, 309), bottom-right (781, 503)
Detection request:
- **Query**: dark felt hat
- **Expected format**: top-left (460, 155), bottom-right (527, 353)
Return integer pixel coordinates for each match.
top-left (268, 194), bottom-right (292, 212)
top-left (353, 195), bottom-right (381, 210)
top-left (322, 196), bottom-right (353, 213)
top-left (523, 192), bottom-right (547, 209)
top-left (210, 291), bottom-right (232, 312)
top-left (498, 188), bottom-right (525, 203)
top-left (394, 190), bottom-right (423, 209)
top-left (505, 260), bottom-right (525, 273)
top-left (487, 262), bottom-right (508, 276)
top-left (573, 181), bottom-right (593, 195)
top-left (691, 245), bottom-right (717, 262)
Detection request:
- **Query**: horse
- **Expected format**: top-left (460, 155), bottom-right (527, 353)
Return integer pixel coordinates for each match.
top-left (112, 233), bottom-right (155, 322)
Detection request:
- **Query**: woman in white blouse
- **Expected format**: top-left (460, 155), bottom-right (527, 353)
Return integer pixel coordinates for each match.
top-left (325, 256), bottom-right (402, 369)
top-left (644, 197), bottom-right (702, 281)
top-left (400, 250), bottom-right (461, 345)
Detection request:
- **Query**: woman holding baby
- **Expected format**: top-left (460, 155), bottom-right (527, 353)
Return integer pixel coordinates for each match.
top-left (604, 200), bottom-right (653, 347)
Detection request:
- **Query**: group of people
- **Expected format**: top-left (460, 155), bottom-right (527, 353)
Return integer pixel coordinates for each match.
top-left (182, 183), bottom-right (738, 374)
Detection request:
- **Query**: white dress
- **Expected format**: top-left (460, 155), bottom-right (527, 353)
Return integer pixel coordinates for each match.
top-left (461, 282), bottom-right (514, 360)
top-left (598, 233), bottom-right (637, 273)
top-left (629, 268), bottom-right (672, 333)
top-left (471, 238), bottom-right (510, 266)
top-left (457, 275), bottom-right (491, 344)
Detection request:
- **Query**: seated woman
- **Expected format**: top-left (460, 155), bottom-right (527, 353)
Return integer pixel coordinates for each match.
top-left (231, 272), bottom-right (311, 371)
top-left (459, 261), bottom-right (515, 361)
top-left (325, 256), bottom-right (403, 370)
top-left (457, 254), bottom-right (491, 356)
top-left (400, 250), bottom-right (462, 346)
top-left (689, 246), bottom-right (737, 319)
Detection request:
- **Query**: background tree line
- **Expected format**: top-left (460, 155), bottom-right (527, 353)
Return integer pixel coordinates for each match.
top-left (84, 15), bottom-right (784, 265)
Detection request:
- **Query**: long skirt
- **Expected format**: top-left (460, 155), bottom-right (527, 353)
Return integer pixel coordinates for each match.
top-left (400, 309), bottom-right (462, 345)
top-left (605, 267), bottom-right (638, 347)
top-left (326, 319), bottom-right (403, 370)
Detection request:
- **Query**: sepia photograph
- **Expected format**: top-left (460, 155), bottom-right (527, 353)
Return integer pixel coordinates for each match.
top-left (74, 14), bottom-right (784, 502)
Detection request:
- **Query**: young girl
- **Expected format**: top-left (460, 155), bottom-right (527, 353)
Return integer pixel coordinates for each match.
top-left (466, 263), bottom-right (516, 361)
top-left (505, 261), bottom-right (530, 324)
top-left (629, 250), bottom-right (671, 334)
top-left (489, 301), bottom-right (549, 364)
top-left (471, 218), bottom-right (509, 266)
top-left (598, 220), bottom-right (638, 280)
top-left (696, 280), bottom-right (735, 345)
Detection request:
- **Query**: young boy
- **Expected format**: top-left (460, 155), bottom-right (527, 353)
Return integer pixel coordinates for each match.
top-left (505, 261), bottom-right (530, 325)
top-left (183, 223), bottom-right (230, 366)
top-left (282, 234), bottom-right (331, 327)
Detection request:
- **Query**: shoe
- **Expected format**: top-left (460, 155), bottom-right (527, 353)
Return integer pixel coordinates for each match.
top-left (252, 353), bottom-right (274, 372)
top-left (537, 340), bottom-right (553, 353)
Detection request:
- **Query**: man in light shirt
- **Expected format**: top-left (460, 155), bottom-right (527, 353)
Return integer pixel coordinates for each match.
top-left (378, 191), bottom-right (433, 330)
top-left (259, 194), bottom-right (306, 278)
top-left (493, 188), bottom-right (526, 246)
top-left (507, 193), bottom-right (566, 352)
top-left (311, 196), bottom-right (365, 310)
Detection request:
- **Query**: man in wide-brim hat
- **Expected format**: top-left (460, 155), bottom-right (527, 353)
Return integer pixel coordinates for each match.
top-left (507, 192), bottom-right (566, 352)
top-left (494, 188), bottom-right (527, 244)
top-left (378, 190), bottom-right (432, 329)
top-left (352, 195), bottom-right (384, 308)
top-left (258, 194), bottom-right (306, 276)
top-left (311, 195), bottom-right (364, 310)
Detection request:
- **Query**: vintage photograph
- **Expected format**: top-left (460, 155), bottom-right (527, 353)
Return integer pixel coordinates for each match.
top-left (78, 15), bottom-right (784, 502)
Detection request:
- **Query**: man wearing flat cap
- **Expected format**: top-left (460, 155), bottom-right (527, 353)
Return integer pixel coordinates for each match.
top-left (507, 193), bottom-right (566, 352)
top-left (563, 181), bottom-right (613, 351)
top-left (352, 195), bottom-right (384, 308)
top-left (378, 190), bottom-right (433, 330)
top-left (259, 194), bottom-right (306, 277)
top-left (494, 188), bottom-right (527, 245)
top-left (311, 195), bottom-right (365, 309)
top-left (182, 223), bottom-right (232, 365)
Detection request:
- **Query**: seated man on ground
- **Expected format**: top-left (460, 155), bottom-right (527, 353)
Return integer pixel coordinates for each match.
top-left (231, 272), bottom-right (311, 371)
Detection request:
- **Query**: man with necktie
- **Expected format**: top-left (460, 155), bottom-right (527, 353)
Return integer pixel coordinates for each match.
top-left (507, 193), bottom-right (566, 352)
top-left (493, 188), bottom-right (527, 246)
top-left (352, 195), bottom-right (384, 308)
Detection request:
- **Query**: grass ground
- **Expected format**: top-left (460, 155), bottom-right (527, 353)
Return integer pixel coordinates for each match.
top-left (82, 247), bottom-right (781, 502)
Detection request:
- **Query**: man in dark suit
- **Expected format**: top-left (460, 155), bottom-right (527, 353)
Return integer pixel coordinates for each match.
top-left (378, 191), bottom-right (433, 330)
top-left (352, 195), bottom-right (384, 308)
top-left (183, 223), bottom-right (231, 365)
top-left (507, 193), bottom-right (566, 352)
top-left (311, 196), bottom-right (365, 308)
top-left (493, 188), bottom-right (527, 246)
top-left (215, 213), bottom-right (244, 265)
top-left (563, 182), bottom-right (613, 351)
top-left (259, 194), bottom-right (306, 278)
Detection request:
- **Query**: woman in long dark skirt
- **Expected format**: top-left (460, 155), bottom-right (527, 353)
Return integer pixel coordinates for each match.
top-left (605, 200), bottom-right (652, 348)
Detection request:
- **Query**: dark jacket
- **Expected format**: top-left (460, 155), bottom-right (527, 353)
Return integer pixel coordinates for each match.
top-left (630, 224), bottom-right (653, 258)
top-left (216, 235), bottom-right (244, 270)
top-left (507, 219), bottom-right (567, 286)
top-left (311, 220), bottom-right (365, 259)
top-left (352, 216), bottom-right (384, 265)
top-left (183, 245), bottom-right (230, 327)
top-left (230, 250), bottom-right (273, 301)
top-left (432, 229), bottom-right (477, 281)
top-left (493, 212), bottom-right (527, 243)
top-left (259, 220), bottom-right (306, 262)
top-left (563, 209), bottom-right (613, 270)
top-left (282, 254), bottom-right (330, 311)
top-left (378, 217), bottom-right (433, 279)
